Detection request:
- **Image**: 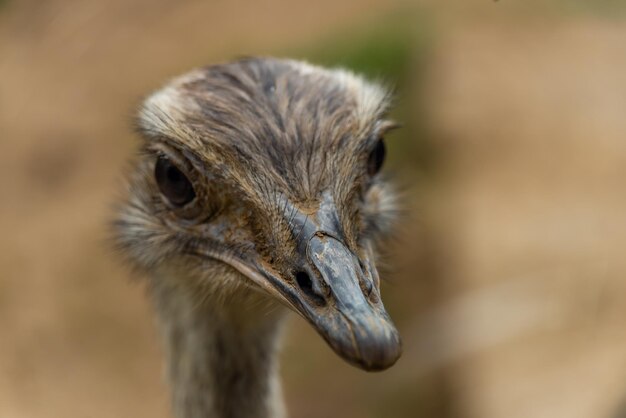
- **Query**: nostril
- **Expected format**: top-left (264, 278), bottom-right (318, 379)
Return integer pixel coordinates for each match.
top-left (295, 271), bottom-right (313, 293)
top-left (294, 271), bottom-right (326, 306)
top-left (356, 260), bottom-right (373, 296)
top-left (363, 276), bottom-right (374, 296)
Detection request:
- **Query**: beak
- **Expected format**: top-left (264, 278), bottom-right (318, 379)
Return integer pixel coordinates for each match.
top-left (303, 233), bottom-right (401, 370)
top-left (250, 194), bottom-right (402, 371)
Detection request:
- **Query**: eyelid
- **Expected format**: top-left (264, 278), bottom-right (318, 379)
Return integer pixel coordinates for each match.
top-left (147, 141), bottom-right (205, 175)
top-left (376, 120), bottom-right (402, 136)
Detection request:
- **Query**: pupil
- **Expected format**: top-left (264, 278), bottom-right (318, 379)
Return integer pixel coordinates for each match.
top-left (368, 138), bottom-right (386, 175)
top-left (167, 166), bottom-right (182, 183)
top-left (155, 156), bottom-right (196, 206)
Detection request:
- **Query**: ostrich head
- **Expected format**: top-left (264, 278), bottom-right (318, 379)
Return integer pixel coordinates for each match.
top-left (115, 57), bottom-right (401, 371)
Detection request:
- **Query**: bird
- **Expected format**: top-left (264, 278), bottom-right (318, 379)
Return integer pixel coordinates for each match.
top-left (113, 57), bottom-right (402, 418)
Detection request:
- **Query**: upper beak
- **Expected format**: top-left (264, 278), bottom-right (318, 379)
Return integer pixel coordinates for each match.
top-left (250, 194), bottom-right (402, 371)
top-left (303, 233), bottom-right (402, 370)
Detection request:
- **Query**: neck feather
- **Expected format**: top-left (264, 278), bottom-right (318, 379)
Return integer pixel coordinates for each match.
top-left (151, 268), bottom-right (287, 418)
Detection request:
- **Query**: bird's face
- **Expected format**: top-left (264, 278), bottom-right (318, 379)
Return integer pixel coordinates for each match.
top-left (116, 58), bottom-right (401, 371)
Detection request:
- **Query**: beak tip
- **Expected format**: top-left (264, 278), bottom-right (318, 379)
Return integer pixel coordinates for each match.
top-left (353, 333), bottom-right (402, 372)
top-left (327, 319), bottom-right (402, 372)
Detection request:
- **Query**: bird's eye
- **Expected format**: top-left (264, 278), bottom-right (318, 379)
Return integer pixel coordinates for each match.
top-left (155, 156), bottom-right (196, 206)
top-left (367, 138), bottom-right (386, 176)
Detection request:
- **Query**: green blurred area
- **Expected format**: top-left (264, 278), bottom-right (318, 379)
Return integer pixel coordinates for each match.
top-left (291, 10), bottom-right (438, 181)
top-left (554, 0), bottom-right (626, 17)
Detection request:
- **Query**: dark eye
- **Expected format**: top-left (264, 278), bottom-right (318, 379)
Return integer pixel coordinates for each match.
top-left (367, 138), bottom-right (386, 176)
top-left (155, 156), bottom-right (196, 206)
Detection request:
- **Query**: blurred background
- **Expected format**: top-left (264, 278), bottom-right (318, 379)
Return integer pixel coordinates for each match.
top-left (2, 0), bottom-right (626, 417)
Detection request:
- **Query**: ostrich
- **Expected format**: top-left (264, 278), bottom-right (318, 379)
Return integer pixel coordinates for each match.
top-left (114, 57), bottom-right (402, 418)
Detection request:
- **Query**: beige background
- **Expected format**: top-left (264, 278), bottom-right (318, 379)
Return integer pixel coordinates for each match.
top-left (1, 1), bottom-right (626, 417)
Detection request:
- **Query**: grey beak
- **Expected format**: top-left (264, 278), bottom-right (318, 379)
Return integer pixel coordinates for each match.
top-left (304, 233), bottom-right (401, 371)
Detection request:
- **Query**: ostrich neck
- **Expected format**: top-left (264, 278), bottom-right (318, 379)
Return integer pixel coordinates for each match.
top-left (151, 271), bottom-right (287, 418)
